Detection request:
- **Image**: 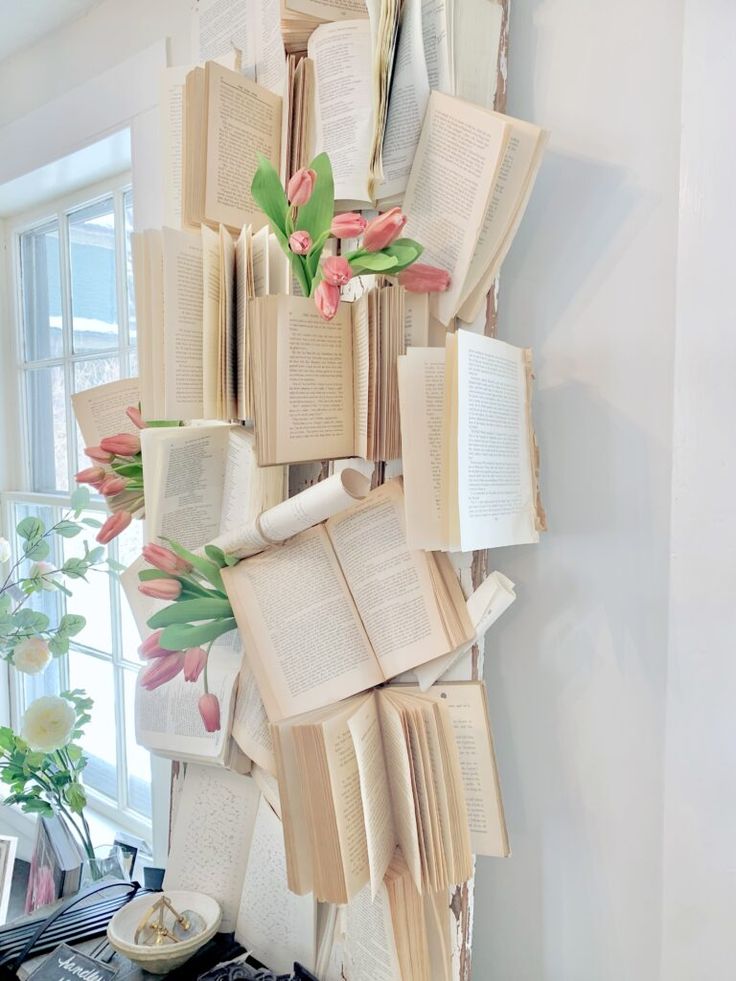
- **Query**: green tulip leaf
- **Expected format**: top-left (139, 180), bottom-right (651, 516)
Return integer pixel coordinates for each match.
top-left (251, 154), bottom-right (289, 237)
top-left (296, 152), bottom-right (334, 241)
top-left (147, 597), bottom-right (234, 629)
top-left (349, 252), bottom-right (400, 273)
top-left (159, 618), bottom-right (238, 651)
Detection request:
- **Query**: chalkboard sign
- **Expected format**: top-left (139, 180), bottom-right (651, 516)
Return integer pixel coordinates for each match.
top-left (27, 943), bottom-right (117, 980)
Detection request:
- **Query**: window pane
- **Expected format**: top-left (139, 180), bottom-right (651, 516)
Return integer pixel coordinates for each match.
top-left (20, 221), bottom-right (62, 361)
top-left (26, 365), bottom-right (68, 491)
top-left (123, 668), bottom-right (151, 817)
top-left (69, 199), bottom-right (118, 355)
top-left (124, 189), bottom-right (136, 352)
top-left (68, 652), bottom-right (117, 800)
top-left (63, 513), bottom-right (113, 653)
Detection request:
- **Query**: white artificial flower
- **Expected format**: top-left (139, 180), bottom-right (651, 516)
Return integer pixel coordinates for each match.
top-left (0, 537), bottom-right (10, 564)
top-left (21, 695), bottom-right (75, 752)
top-left (29, 561), bottom-right (57, 591)
top-left (13, 636), bottom-right (51, 675)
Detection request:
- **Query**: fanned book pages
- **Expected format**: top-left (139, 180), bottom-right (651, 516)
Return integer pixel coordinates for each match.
top-left (221, 479), bottom-right (474, 721)
top-left (249, 288), bottom-right (405, 465)
top-left (182, 61), bottom-right (282, 231)
top-left (164, 765), bottom-right (318, 971)
top-left (272, 683), bottom-right (485, 904)
top-left (397, 330), bottom-right (546, 551)
top-left (402, 91), bottom-right (547, 324)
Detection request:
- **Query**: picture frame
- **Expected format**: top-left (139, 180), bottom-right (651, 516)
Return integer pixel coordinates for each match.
top-left (0, 834), bottom-right (18, 926)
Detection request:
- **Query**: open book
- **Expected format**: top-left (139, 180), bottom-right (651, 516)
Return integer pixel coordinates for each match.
top-left (273, 678), bottom-right (509, 903)
top-left (140, 424), bottom-right (285, 551)
top-left (398, 330), bottom-right (546, 551)
top-left (250, 287), bottom-right (405, 465)
top-left (182, 61), bottom-right (282, 231)
top-left (402, 91), bottom-right (547, 325)
top-left (222, 480), bottom-right (474, 721)
top-left (165, 766), bottom-right (319, 972)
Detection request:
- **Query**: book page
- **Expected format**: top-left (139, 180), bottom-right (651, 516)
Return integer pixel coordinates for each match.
top-left (134, 638), bottom-right (241, 764)
top-left (402, 91), bottom-right (508, 324)
top-left (71, 378), bottom-right (141, 449)
top-left (222, 526), bottom-right (383, 721)
top-left (254, 0), bottom-right (287, 95)
top-left (218, 428), bottom-right (285, 537)
top-left (286, 0), bottom-right (368, 18)
top-left (378, 0), bottom-right (430, 202)
top-left (348, 695), bottom-right (396, 897)
top-left (422, 682), bottom-right (509, 856)
top-left (141, 425), bottom-right (230, 549)
top-left (162, 227), bottom-right (204, 418)
top-left (232, 659), bottom-right (275, 773)
top-left (194, 0), bottom-right (256, 76)
top-left (457, 118), bottom-right (546, 316)
top-left (164, 766), bottom-right (260, 932)
top-left (308, 21), bottom-right (374, 205)
top-left (234, 225), bottom-right (251, 419)
top-left (160, 67), bottom-right (190, 229)
top-left (352, 293), bottom-right (370, 459)
top-left (274, 296), bottom-right (355, 463)
top-left (403, 292), bottom-right (430, 347)
top-left (205, 61), bottom-right (282, 229)
top-left (326, 481), bottom-right (453, 678)
top-left (202, 224), bottom-right (221, 419)
top-left (236, 796), bottom-right (317, 974)
top-left (397, 347), bottom-right (446, 548)
top-left (421, 0), bottom-right (453, 92)
top-left (455, 331), bottom-right (539, 549)
top-left (453, 0), bottom-right (503, 109)
top-left (343, 882), bottom-right (401, 981)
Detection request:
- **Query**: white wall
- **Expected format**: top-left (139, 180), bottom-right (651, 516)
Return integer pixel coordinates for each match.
top-left (475, 1), bottom-right (685, 978)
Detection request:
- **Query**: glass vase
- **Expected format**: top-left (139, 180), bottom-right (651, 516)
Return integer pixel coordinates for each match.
top-left (80, 844), bottom-right (128, 887)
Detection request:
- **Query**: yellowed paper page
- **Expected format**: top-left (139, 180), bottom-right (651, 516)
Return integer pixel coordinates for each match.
top-left (232, 659), bottom-right (275, 772)
top-left (344, 880), bottom-right (402, 981)
top-left (71, 378), bottom-right (141, 449)
top-left (162, 227), bottom-right (204, 418)
top-left (286, 0), bottom-right (367, 18)
top-left (160, 66), bottom-right (190, 229)
top-left (202, 224), bottom-right (221, 419)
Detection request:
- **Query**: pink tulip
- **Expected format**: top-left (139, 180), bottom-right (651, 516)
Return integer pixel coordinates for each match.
top-left (84, 445), bottom-right (114, 463)
top-left (140, 652), bottom-right (184, 690)
top-left (138, 629), bottom-right (170, 660)
top-left (100, 433), bottom-right (141, 457)
top-left (287, 167), bottom-right (317, 206)
top-left (138, 578), bottom-right (182, 601)
top-left (125, 405), bottom-right (147, 430)
top-left (314, 280), bottom-right (340, 321)
top-left (363, 207), bottom-right (407, 251)
top-left (398, 262), bottom-right (451, 293)
top-left (289, 230), bottom-right (311, 255)
top-left (142, 543), bottom-right (193, 575)
top-left (183, 647), bottom-right (208, 682)
top-left (96, 510), bottom-right (132, 544)
top-left (331, 212), bottom-right (367, 238)
top-left (322, 256), bottom-right (352, 287)
top-left (198, 693), bottom-right (221, 732)
top-left (99, 475), bottom-right (127, 497)
top-left (75, 465), bottom-right (107, 485)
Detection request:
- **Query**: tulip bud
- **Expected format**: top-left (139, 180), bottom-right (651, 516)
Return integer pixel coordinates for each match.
top-left (99, 475), bottom-right (127, 497)
top-left (96, 510), bottom-right (132, 545)
top-left (125, 405), bottom-right (147, 430)
top-left (138, 629), bottom-right (168, 660)
top-left (287, 167), bottom-right (317, 206)
top-left (314, 280), bottom-right (341, 321)
top-left (140, 653), bottom-right (184, 690)
top-left (330, 212), bottom-right (367, 239)
top-left (322, 256), bottom-right (352, 287)
top-left (100, 433), bottom-right (141, 457)
top-left (183, 647), bottom-right (208, 682)
top-left (84, 446), bottom-right (114, 464)
top-left (198, 693), bottom-right (221, 732)
top-left (75, 466), bottom-right (107, 485)
top-left (142, 543), bottom-right (193, 575)
top-left (397, 262), bottom-right (451, 293)
top-left (363, 207), bottom-right (407, 251)
top-left (138, 578), bottom-right (182, 601)
top-left (289, 230), bottom-right (312, 255)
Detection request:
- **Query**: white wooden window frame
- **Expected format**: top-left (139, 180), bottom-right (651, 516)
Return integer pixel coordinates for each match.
top-left (0, 173), bottom-right (152, 845)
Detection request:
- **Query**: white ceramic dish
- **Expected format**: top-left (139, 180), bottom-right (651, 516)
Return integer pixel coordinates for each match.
top-left (107, 889), bottom-right (222, 975)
